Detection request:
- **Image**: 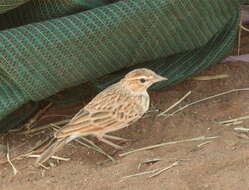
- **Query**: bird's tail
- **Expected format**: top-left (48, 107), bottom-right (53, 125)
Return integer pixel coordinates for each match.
top-left (35, 136), bottom-right (74, 166)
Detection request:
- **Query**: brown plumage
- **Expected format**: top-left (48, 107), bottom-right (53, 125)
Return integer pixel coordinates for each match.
top-left (36, 68), bottom-right (167, 166)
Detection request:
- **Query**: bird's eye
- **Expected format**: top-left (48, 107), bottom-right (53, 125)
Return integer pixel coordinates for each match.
top-left (140, 78), bottom-right (146, 83)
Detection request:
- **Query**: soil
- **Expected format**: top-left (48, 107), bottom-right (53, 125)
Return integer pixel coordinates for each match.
top-left (1, 31), bottom-right (249, 190)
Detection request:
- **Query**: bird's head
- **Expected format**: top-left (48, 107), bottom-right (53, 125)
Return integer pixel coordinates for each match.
top-left (121, 68), bottom-right (168, 94)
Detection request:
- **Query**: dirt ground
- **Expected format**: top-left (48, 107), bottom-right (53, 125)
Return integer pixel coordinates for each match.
top-left (1, 33), bottom-right (249, 190)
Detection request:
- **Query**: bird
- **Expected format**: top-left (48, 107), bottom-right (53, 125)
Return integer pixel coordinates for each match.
top-left (35, 68), bottom-right (167, 166)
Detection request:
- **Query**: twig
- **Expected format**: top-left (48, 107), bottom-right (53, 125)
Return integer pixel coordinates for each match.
top-left (6, 139), bottom-right (18, 175)
top-left (158, 91), bottom-right (191, 117)
top-left (119, 136), bottom-right (219, 157)
top-left (218, 115), bottom-right (249, 125)
top-left (149, 161), bottom-right (180, 178)
top-left (163, 88), bottom-right (249, 120)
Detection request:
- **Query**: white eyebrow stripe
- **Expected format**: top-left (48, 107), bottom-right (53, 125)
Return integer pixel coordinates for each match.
top-left (127, 76), bottom-right (154, 80)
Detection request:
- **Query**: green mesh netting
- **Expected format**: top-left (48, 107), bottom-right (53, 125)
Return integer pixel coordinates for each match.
top-left (0, 0), bottom-right (246, 131)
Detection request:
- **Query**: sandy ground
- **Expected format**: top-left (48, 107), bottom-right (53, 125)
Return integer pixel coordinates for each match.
top-left (1, 31), bottom-right (249, 190)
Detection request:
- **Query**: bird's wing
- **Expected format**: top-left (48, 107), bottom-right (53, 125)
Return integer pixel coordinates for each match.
top-left (56, 94), bottom-right (143, 138)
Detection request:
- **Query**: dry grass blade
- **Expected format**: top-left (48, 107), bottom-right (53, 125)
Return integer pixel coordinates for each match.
top-left (80, 137), bottom-right (115, 162)
top-left (238, 6), bottom-right (249, 55)
top-left (1, 137), bottom-right (54, 165)
top-left (197, 141), bottom-right (213, 147)
top-left (24, 102), bottom-right (53, 129)
top-left (149, 161), bottom-right (180, 178)
top-left (0, 144), bottom-right (7, 154)
top-left (158, 91), bottom-right (191, 117)
top-left (0, 151), bottom-right (32, 165)
top-left (75, 138), bottom-right (115, 162)
top-left (143, 158), bottom-right (162, 165)
top-left (18, 119), bottom-right (70, 135)
top-left (119, 136), bottom-right (219, 157)
top-left (122, 161), bottom-right (181, 180)
top-left (240, 24), bottom-right (249, 32)
top-left (218, 115), bottom-right (249, 125)
top-left (6, 140), bottom-right (18, 175)
top-left (51, 125), bottom-right (115, 162)
top-left (224, 121), bottom-right (243, 126)
top-left (238, 14), bottom-right (242, 55)
top-left (235, 133), bottom-right (249, 140)
top-left (137, 158), bottom-right (162, 170)
top-left (28, 154), bottom-right (70, 161)
top-left (122, 168), bottom-right (161, 179)
top-left (163, 88), bottom-right (249, 120)
top-left (234, 127), bottom-right (249, 132)
top-left (191, 74), bottom-right (229, 81)
top-left (38, 163), bottom-right (49, 170)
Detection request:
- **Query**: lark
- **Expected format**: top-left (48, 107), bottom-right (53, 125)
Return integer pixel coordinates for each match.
top-left (36, 68), bottom-right (167, 165)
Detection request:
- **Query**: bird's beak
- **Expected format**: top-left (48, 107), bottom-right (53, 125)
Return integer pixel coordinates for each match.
top-left (154, 74), bottom-right (168, 82)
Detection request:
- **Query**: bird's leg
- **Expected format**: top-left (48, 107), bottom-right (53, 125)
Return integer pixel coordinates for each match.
top-left (97, 136), bottom-right (126, 150)
top-left (103, 134), bottom-right (134, 142)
